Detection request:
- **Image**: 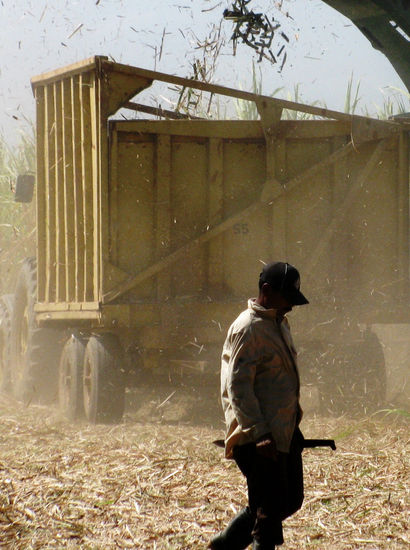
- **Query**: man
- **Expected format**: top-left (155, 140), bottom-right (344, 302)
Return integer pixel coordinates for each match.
top-left (209, 261), bottom-right (309, 550)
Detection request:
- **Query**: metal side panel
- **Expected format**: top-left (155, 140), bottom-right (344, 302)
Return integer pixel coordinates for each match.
top-left (103, 119), bottom-right (409, 326)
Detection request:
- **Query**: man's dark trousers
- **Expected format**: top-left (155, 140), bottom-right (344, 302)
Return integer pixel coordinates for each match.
top-left (232, 429), bottom-right (304, 547)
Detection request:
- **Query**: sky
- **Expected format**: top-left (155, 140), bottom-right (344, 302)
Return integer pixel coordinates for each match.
top-left (0, 0), bottom-right (408, 140)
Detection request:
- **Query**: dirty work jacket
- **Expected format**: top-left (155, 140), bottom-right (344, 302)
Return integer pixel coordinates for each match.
top-left (221, 299), bottom-right (302, 459)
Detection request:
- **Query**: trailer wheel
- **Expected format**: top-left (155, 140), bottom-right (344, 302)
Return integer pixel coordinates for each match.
top-left (318, 330), bottom-right (386, 415)
top-left (0, 295), bottom-right (13, 393)
top-left (10, 258), bottom-right (60, 403)
top-left (83, 334), bottom-right (125, 424)
top-left (59, 335), bottom-right (87, 420)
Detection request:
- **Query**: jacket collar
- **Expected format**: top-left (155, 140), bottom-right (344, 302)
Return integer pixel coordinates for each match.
top-left (248, 298), bottom-right (281, 321)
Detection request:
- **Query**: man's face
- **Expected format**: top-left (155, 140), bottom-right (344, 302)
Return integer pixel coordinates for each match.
top-left (262, 283), bottom-right (293, 315)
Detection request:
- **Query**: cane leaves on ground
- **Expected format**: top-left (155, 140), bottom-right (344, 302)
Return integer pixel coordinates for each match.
top-left (0, 393), bottom-right (408, 549)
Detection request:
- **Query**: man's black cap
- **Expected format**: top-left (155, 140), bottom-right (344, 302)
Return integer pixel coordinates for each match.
top-left (259, 261), bottom-right (309, 306)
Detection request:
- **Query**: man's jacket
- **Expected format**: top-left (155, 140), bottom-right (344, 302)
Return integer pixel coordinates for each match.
top-left (221, 299), bottom-right (302, 458)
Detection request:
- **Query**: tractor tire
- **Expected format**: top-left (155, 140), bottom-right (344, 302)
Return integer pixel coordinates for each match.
top-left (83, 334), bottom-right (125, 424)
top-left (10, 258), bottom-right (61, 404)
top-left (318, 330), bottom-right (386, 416)
top-left (59, 334), bottom-right (87, 420)
top-left (0, 295), bottom-right (13, 393)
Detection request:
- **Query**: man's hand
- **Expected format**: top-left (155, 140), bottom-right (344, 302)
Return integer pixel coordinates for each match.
top-left (255, 434), bottom-right (278, 460)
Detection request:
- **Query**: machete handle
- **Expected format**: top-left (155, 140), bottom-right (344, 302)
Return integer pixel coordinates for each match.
top-left (303, 439), bottom-right (336, 451)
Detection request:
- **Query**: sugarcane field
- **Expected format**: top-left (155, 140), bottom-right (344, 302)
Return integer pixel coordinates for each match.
top-left (1, 1), bottom-right (410, 549)
top-left (0, 388), bottom-right (408, 549)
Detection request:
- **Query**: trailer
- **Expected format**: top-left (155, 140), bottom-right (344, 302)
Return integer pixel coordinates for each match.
top-left (1, 56), bottom-right (409, 421)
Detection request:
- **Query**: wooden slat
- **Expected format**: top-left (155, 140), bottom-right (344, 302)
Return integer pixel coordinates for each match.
top-left (304, 138), bottom-right (391, 277)
top-left (207, 138), bottom-right (224, 290)
top-left (44, 85), bottom-right (56, 302)
top-left (98, 77), bottom-right (109, 299)
top-left (35, 301), bottom-right (100, 312)
top-left (258, 101), bottom-right (286, 260)
top-left (103, 141), bottom-right (354, 303)
top-left (125, 101), bottom-right (203, 120)
top-left (271, 137), bottom-right (287, 259)
top-left (397, 131), bottom-right (410, 297)
top-left (62, 79), bottom-right (76, 302)
top-left (35, 86), bottom-right (46, 302)
top-left (281, 120), bottom-right (351, 139)
top-left (31, 56), bottom-right (106, 87)
top-left (53, 82), bottom-right (66, 301)
top-left (330, 135), bottom-right (350, 298)
top-left (80, 73), bottom-right (94, 301)
top-left (115, 119), bottom-right (354, 140)
top-left (71, 75), bottom-right (85, 302)
top-left (115, 120), bottom-right (265, 139)
top-left (155, 134), bottom-right (172, 300)
top-left (89, 74), bottom-right (99, 302)
top-left (109, 128), bottom-right (119, 265)
top-left (36, 311), bottom-right (100, 324)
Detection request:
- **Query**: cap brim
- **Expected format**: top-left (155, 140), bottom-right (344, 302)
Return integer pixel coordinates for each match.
top-left (284, 288), bottom-right (309, 306)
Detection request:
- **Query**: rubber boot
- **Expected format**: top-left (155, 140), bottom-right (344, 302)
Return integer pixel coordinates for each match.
top-left (208, 507), bottom-right (254, 550)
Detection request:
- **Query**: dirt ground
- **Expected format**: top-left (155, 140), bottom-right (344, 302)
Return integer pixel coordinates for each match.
top-left (0, 389), bottom-right (408, 549)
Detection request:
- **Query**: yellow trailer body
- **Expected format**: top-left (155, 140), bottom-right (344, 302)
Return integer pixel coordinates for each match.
top-left (107, 119), bottom-right (408, 314)
top-left (31, 57), bottom-right (409, 324)
top-left (26, 56), bottom-right (409, 414)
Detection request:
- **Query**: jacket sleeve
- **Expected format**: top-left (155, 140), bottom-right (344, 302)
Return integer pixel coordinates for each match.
top-left (227, 327), bottom-right (270, 441)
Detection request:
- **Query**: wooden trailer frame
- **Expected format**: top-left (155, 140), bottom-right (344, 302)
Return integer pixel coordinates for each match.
top-left (31, 56), bottom-right (409, 335)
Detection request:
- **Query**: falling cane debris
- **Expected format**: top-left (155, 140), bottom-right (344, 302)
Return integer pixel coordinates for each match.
top-left (223, 0), bottom-right (284, 66)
